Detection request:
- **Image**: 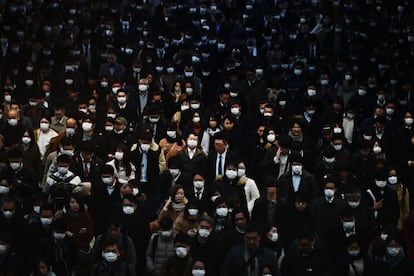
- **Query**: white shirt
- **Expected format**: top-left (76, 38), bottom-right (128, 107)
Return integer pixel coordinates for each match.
top-left (37, 129), bottom-right (58, 160)
top-left (140, 151), bottom-right (148, 182)
top-left (215, 150), bottom-right (227, 176)
top-left (188, 148), bottom-right (196, 160)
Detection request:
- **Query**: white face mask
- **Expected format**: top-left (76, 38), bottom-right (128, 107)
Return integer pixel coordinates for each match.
top-left (22, 137), bottom-right (31, 144)
top-left (160, 230), bottom-right (172, 238)
top-left (65, 127), bottom-right (75, 136)
top-left (375, 180), bottom-right (387, 188)
top-left (190, 103), bottom-right (200, 110)
top-left (348, 201), bottom-right (360, 208)
top-left (102, 252), bottom-right (118, 262)
top-left (140, 143), bottom-right (150, 152)
top-left (0, 186), bottom-right (10, 194)
top-left (187, 139), bottom-right (198, 148)
top-left (40, 122), bottom-right (49, 131)
top-left (169, 169), bottom-right (180, 177)
top-left (101, 177), bottom-right (113, 185)
top-left (292, 165), bottom-right (302, 175)
top-left (107, 113), bottom-right (116, 119)
top-left (386, 247), bottom-right (401, 257)
top-left (333, 144), bottom-right (342, 151)
top-left (105, 126), bottom-right (114, 132)
top-left (324, 188), bottom-right (335, 198)
top-left (40, 217), bottom-right (53, 226)
top-left (82, 122), bottom-right (93, 131)
top-left (181, 105), bottom-right (190, 111)
top-left (175, 247), bottom-right (188, 258)
top-left (57, 166), bottom-right (68, 175)
top-left (225, 169), bottom-right (237, 179)
top-left (61, 149), bottom-right (74, 156)
top-left (270, 232), bottom-right (279, 242)
top-left (8, 118), bottom-right (18, 126)
top-left (307, 89), bottom-right (316, 96)
top-left (267, 134), bottom-right (276, 143)
top-left (112, 87), bottom-right (120, 94)
top-left (193, 180), bottom-right (204, 189)
top-left (114, 152), bottom-right (124, 160)
top-left (10, 162), bottom-right (21, 170)
top-left (348, 249), bottom-right (360, 257)
top-left (237, 168), bottom-right (246, 177)
top-left (4, 95), bottom-right (11, 102)
top-left (101, 81), bottom-right (108, 87)
top-left (373, 146), bottom-right (381, 154)
top-left (184, 71), bottom-right (194, 78)
top-left (388, 176), bottom-right (398, 184)
top-left (358, 89), bottom-right (367, 96)
top-left (149, 117), bottom-right (160, 123)
top-left (216, 207), bottom-right (228, 217)
top-left (186, 87), bottom-right (193, 95)
top-left (188, 208), bottom-right (199, 216)
top-left (192, 117), bottom-right (200, 123)
top-left (53, 232), bottom-right (66, 240)
top-left (192, 269), bottom-right (206, 276)
top-left (138, 84), bottom-right (148, 92)
top-left (122, 206), bottom-right (135, 215)
top-left (167, 131), bottom-right (176, 138)
top-left (117, 96), bottom-right (127, 104)
top-left (405, 118), bottom-right (414, 125)
top-left (342, 220), bottom-right (355, 231)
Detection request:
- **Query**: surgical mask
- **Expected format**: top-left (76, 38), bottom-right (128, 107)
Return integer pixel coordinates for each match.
top-left (57, 166), bottom-right (68, 175)
top-left (82, 122), bottom-right (93, 131)
top-left (53, 232), bottom-right (65, 240)
top-left (344, 74), bottom-right (352, 81)
top-left (225, 170), bottom-right (237, 179)
top-left (22, 137), bottom-right (31, 144)
top-left (61, 149), bottom-right (74, 156)
top-left (320, 79), bottom-right (329, 86)
top-left (160, 230), bottom-right (172, 238)
top-left (292, 165), bottom-right (302, 175)
top-left (198, 228), bottom-right (210, 238)
top-left (381, 233), bottom-right (388, 241)
top-left (216, 207), bottom-right (228, 217)
top-left (138, 84), bottom-right (148, 92)
top-left (188, 209), bottom-right (199, 216)
top-left (386, 247), bottom-right (401, 257)
top-left (181, 105), bottom-right (190, 111)
top-left (190, 103), bottom-right (200, 109)
top-left (187, 139), bottom-right (198, 148)
top-left (267, 134), bottom-right (276, 143)
top-left (0, 186), bottom-right (9, 194)
top-left (101, 177), bottom-right (113, 185)
top-left (102, 252), bottom-right (118, 262)
top-left (307, 89), bottom-right (316, 96)
top-left (167, 131), bottom-right (176, 138)
top-left (405, 118), bottom-right (413, 125)
top-left (140, 144), bottom-right (150, 152)
top-left (167, 67), bottom-right (174, 73)
top-left (193, 180), bottom-right (204, 189)
top-left (40, 122), bottom-right (49, 131)
top-left (117, 96), bottom-right (127, 104)
top-left (237, 169), bottom-right (246, 177)
top-left (175, 247), bottom-right (188, 258)
top-left (25, 80), bottom-right (34, 86)
top-left (231, 107), bottom-right (240, 115)
top-left (324, 189), bottom-right (335, 198)
top-left (101, 81), bottom-right (108, 87)
top-left (294, 69), bottom-right (302, 76)
top-left (343, 221), bottom-right (355, 230)
top-left (388, 176), bottom-right (398, 184)
top-left (105, 126), bottom-right (114, 131)
top-left (149, 117), bottom-right (160, 123)
top-left (169, 169), bottom-right (180, 177)
top-left (107, 113), bottom-right (116, 119)
top-left (333, 144), bottom-right (342, 151)
top-left (358, 89), bottom-right (367, 96)
top-left (348, 249), bottom-right (360, 257)
top-left (386, 108), bottom-right (394, 115)
top-left (40, 217), bottom-right (53, 226)
top-left (4, 95), bottom-right (11, 102)
top-left (375, 180), bottom-right (387, 188)
top-left (192, 269), bottom-right (206, 276)
top-left (184, 71), bottom-right (194, 78)
top-left (10, 162), bottom-right (21, 170)
top-left (66, 127), bottom-right (75, 136)
top-left (270, 232), bottom-right (279, 242)
top-left (307, 109), bottom-right (315, 115)
top-left (8, 119), bottom-right (18, 126)
top-left (122, 206), bottom-right (135, 215)
top-left (79, 108), bottom-right (88, 114)
top-left (373, 146), bottom-right (381, 154)
top-left (348, 201), bottom-right (360, 208)
top-left (263, 112), bottom-right (272, 117)
top-left (114, 152), bottom-right (124, 160)
top-left (323, 157), bottom-right (335, 164)
top-left (334, 128), bottom-right (342, 134)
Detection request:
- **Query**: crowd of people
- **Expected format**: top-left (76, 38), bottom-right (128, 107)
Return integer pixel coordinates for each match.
top-left (2, 0), bottom-right (414, 275)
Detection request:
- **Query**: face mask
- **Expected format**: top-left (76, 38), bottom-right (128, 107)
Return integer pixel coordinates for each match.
top-left (8, 118), bottom-right (18, 126)
top-left (375, 180), bottom-right (387, 188)
top-left (166, 131), bottom-right (176, 138)
top-left (193, 180), bottom-right (204, 189)
top-left (160, 230), bottom-right (172, 238)
top-left (190, 103), bottom-right (200, 109)
top-left (114, 152), bottom-right (124, 161)
top-left (386, 247), bottom-right (401, 257)
top-left (386, 108), bottom-right (394, 115)
top-left (263, 112), bottom-right (272, 117)
top-left (117, 96), bottom-right (127, 104)
top-left (320, 79), bottom-right (329, 86)
top-left (270, 232), bottom-right (279, 242)
top-left (323, 157), bottom-right (335, 164)
top-left (167, 67), bottom-right (174, 74)
top-left (22, 137), bottom-right (31, 144)
top-left (381, 233), bottom-right (388, 241)
top-left (333, 144), bottom-right (342, 151)
top-left (169, 168), bottom-right (180, 177)
top-left (102, 252), bottom-right (118, 262)
top-left (105, 126), bottom-right (114, 132)
top-left (61, 149), bottom-right (74, 156)
top-left (184, 71), bottom-right (194, 78)
top-left (358, 89), bottom-right (367, 96)
top-left (324, 188), bottom-right (335, 198)
top-left (140, 144), bottom-right (150, 152)
top-left (175, 247), bottom-right (188, 258)
top-left (188, 209), bottom-right (199, 216)
top-left (237, 169), bottom-right (246, 177)
top-left (10, 162), bottom-right (21, 170)
top-left (405, 118), bottom-right (413, 125)
top-left (279, 101), bottom-right (286, 107)
top-left (373, 146), bottom-right (381, 154)
top-left (292, 165), bottom-right (302, 175)
top-left (345, 74), bottom-right (352, 81)
top-left (230, 92), bottom-right (238, 97)
top-left (101, 177), bottom-right (113, 185)
top-left (149, 117), bottom-right (159, 124)
top-left (82, 122), bottom-right (93, 131)
top-left (192, 269), bottom-right (206, 276)
top-left (231, 107), bottom-right (240, 115)
top-left (225, 169), bottom-right (237, 179)
top-left (65, 127), bottom-right (75, 136)
top-left (187, 139), bottom-right (198, 148)
top-left (101, 81), bottom-right (108, 87)
top-left (388, 176), bottom-right (398, 184)
top-left (216, 207), bottom-right (228, 217)
top-left (25, 80), bottom-right (34, 86)
top-left (107, 113), bottom-right (116, 119)
top-left (40, 122), bottom-right (49, 131)
top-left (79, 108), bottom-right (88, 114)
top-left (137, 84), bottom-right (147, 92)
top-left (348, 201), bottom-right (360, 208)
top-left (307, 109), bottom-right (316, 115)
top-left (307, 89), bottom-right (316, 96)
top-left (53, 232), bottom-right (65, 240)
top-left (267, 134), bottom-right (276, 143)
top-left (40, 217), bottom-right (53, 226)
top-left (57, 166), bottom-right (68, 175)
top-left (348, 249), bottom-right (360, 257)
top-left (343, 221), bottom-right (355, 230)
top-left (122, 206), bottom-right (135, 215)
top-left (0, 186), bottom-right (9, 194)
top-left (4, 95), bottom-right (11, 102)
top-left (198, 228), bottom-right (211, 239)
top-left (347, 113), bottom-right (355, 119)
top-left (181, 105), bottom-right (190, 111)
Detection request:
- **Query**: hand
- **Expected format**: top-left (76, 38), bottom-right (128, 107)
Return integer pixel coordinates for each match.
top-left (275, 147), bottom-right (282, 159)
top-left (187, 229), bottom-right (197, 237)
top-left (373, 199), bottom-right (384, 210)
top-left (65, 231), bottom-right (74, 237)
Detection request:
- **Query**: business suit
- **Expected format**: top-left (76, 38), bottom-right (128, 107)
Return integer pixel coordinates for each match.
top-left (207, 149), bottom-right (239, 183)
top-left (278, 169), bottom-right (317, 204)
top-left (98, 62), bottom-right (125, 83)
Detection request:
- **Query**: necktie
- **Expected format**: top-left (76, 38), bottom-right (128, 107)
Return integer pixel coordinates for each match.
top-left (196, 191), bottom-right (201, 200)
top-left (84, 162), bottom-right (89, 178)
top-left (218, 154), bottom-right (222, 175)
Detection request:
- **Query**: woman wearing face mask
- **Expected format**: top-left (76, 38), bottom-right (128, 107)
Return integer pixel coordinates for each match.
top-left (371, 236), bottom-right (412, 276)
top-left (18, 128), bottom-right (42, 177)
top-left (201, 112), bottom-right (222, 156)
top-left (386, 167), bottom-right (409, 230)
top-left (211, 197), bottom-right (231, 236)
top-left (106, 144), bottom-right (136, 184)
top-left (184, 258), bottom-right (211, 276)
top-left (182, 111), bottom-right (206, 141)
top-left (34, 117), bottom-right (58, 161)
top-left (173, 201), bottom-right (205, 236)
top-left (334, 235), bottom-right (374, 276)
top-left (61, 195), bottom-right (94, 275)
top-left (90, 239), bottom-right (129, 276)
top-left (287, 119), bottom-right (314, 171)
top-left (158, 185), bottom-right (188, 224)
top-left (159, 122), bottom-right (186, 164)
top-left (236, 161), bottom-right (260, 215)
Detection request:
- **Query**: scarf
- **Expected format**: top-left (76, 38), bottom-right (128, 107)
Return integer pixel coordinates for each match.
top-left (288, 130), bottom-right (303, 142)
top-left (171, 202), bottom-right (186, 212)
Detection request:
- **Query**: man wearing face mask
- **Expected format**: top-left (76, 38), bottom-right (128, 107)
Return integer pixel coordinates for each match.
top-left (103, 117), bottom-right (134, 158)
top-left (21, 88), bottom-right (50, 129)
top-left (112, 89), bottom-right (137, 124)
top-left (136, 78), bottom-right (152, 117)
top-left (146, 217), bottom-right (176, 275)
top-left (313, 145), bottom-right (337, 184)
top-left (311, 176), bottom-right (346, 264)
top-left (90, 239), bottom-right (129, 276)
top-left (176, 65), bottom-right (202, 96)
top-left (239, 66), bottom-right (268, 116)
top-left (43, 154), bottom-right (81, 194)
top-left (0, 197), bottom-right (27, 254)
top-left (135, 105), bottom-right (167, 144)
top-left (278, 151), bottom-right (317, 204)
top-left (37, 218), bottom-right (77, 276)
top-left (160, 233), bottom-right (193, 276)
top-left (0, 109), bottom-right (25, 148)
top-left (176, 133), bottom-right (207, 178)
top-left (98, 50), bottom-right (125, 83)
top-left (70, 141), bottom-right (104, 183)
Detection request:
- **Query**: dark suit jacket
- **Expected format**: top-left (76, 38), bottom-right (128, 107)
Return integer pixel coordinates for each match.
top-left (98, 62), bottom-right (125, 83)
top-left (251, 196), bottom-right (287, 237)
top-left (207, 149), bottom-right (239, 183)
top-left (69, 154), bottom-right (104, 183)
top-left (278, 170), bottom-right (317, 204)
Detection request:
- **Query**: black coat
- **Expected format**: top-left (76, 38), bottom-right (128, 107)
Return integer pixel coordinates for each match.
top-left (251, 196), bottom-right (287, 237)
top-left (278, 170), bottom-right (317, 204)
top-left (334, 253), bottom-right (374, 276)
top-left (90, 259), bottom-right (130, 276)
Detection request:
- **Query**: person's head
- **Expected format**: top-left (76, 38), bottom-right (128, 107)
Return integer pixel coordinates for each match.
top-left (294, 192), bottom-right (309, 212)
top-left (232, 208), bottom-right (248, 231)
top-left (225, 162), bottom-right (238, 180)
top-left (79, 141), bottom-right (94, 161)
top-left (52, 218), bottom-right (67, 240)
top-left (107, 216), bottom-right (123, 239)
top-left (214, 197), bottom-right (229, 217)
top-left (191, 258), bottom-right (208, 276)
top-left (244, 223), bottom-right (262, 251)
top-left (66, 194), bottom-right (84, 214)
top-left (290, 120), bottom-right (302, 136)
top-left (346, 235), bottom-right (362, 258)
top-left (174, 233), bottom-right (192, 258)
top-left (289, 151), bottom-right (303, 175)
top-left (385, 235), bottom-right (404, 258)
top-left (56, 154), bottom-right (71, 175)
top-left (345, 186), bottom-right (362, 208)
top-left (171, 184), bottom-right (185, 203)
top-left (101, 165), bottom-right (115, 186)
top-left (192, 172), bottom-right (206, 190)
top-left (187, 133), bottom-right (199, 149)
top-left (101, 239), bottom-right (121, 263)
top-left (39, 203), bottom-right (54, 227)
top-left (1, 197), bottom-right (17, 219)
top-left (122, 194), bottom-right (139, 215)
top-left (159, 217), bottom-right (174, 239)
top-left (34, 257), bottom-right (52, 276)
top-left (213, 132), bottom-right (228, 154)
top-left (264, 177), bottom-right (278, 197)
top-left (197, 215), bottom-right (215, 239)
top-left (8, 148), bottom-right (23, 171)
top-left (297, 228), bottom-right (315, 255)
top-left (322, 175), bottom-right (336, 199)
